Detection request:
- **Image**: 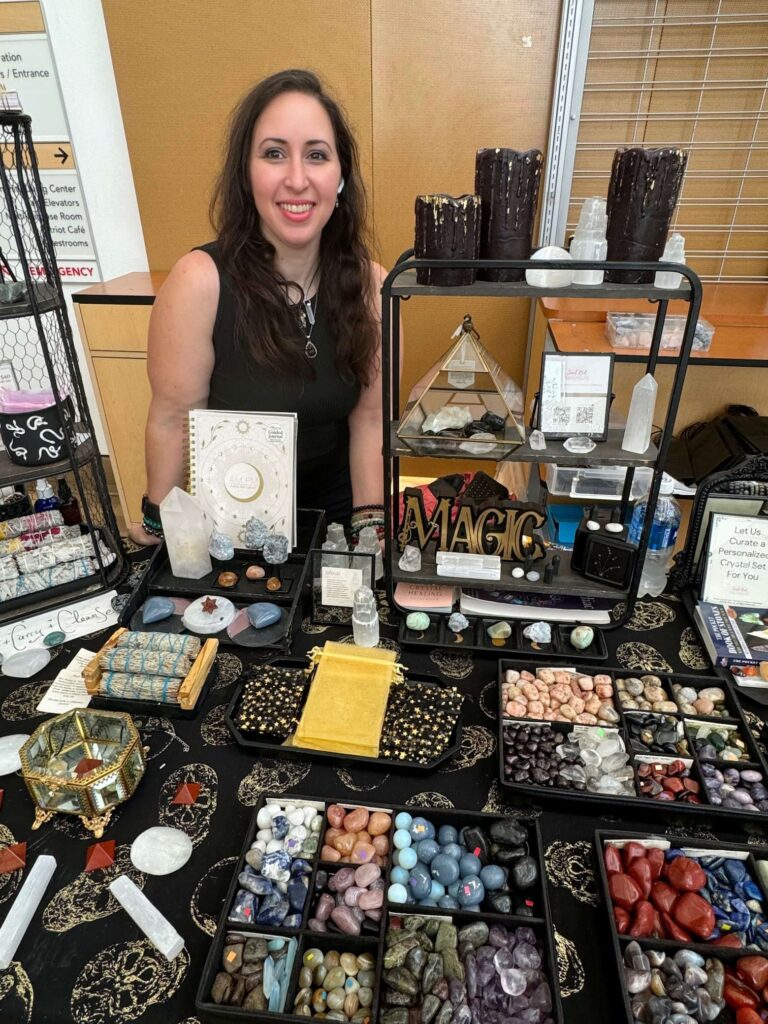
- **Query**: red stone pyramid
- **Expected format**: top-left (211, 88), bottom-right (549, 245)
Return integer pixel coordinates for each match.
top-left (84, 840), bottom-right (116, 873)
top-left (74, 757), bottom-right (103, 775)
top-left (171, 782), bottom-right (201, 805)
top-left (0, 841), bottom-right (26, 874)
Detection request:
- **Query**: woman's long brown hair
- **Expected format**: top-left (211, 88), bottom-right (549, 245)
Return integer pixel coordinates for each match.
top-left (211, 69), bottom-right (379, 386)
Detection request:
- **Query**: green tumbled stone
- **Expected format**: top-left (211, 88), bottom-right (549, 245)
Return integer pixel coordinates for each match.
top-left (422, 995), bottom-right (441, 1024)
top-left (422, 953), bottom-right (444, 995)
top-left (457, 922), bottom-right (489, 949)
top-left (385, 967), bottom-right (419, 998)
top-left (406, 612), bottom-right (430, 631)
top-left (442, 949), bottom-right (464, 982)
top-left (570, 625), bottom-right (594, 650)
top-left (435, 999), bottom-right (454, 1024)
top-left (434, 922), bottom-right (457, 953)
top-left (382, 1011), bottom-right (409, 1024)
top-left (486, 620), bottom-right (512, 640)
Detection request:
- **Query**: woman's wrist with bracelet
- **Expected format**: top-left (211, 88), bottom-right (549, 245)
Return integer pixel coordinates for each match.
top-left (350, 504), bottom-right (385, 541)
top-left (141, 494), bottom-right (164, 537)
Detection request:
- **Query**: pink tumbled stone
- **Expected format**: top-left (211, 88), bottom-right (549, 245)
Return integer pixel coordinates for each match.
top-left (553, 671), bottom-right (572, 685)
top-left (594, 674), bottom-right (612, 686)
top-left (358, 889), bottom-right (384, 910)
top-left (321, 845), bottom-right (341, 862)
top-left (350, 842), bottom-right (376, 864)
top-left (507, 701), bottom-right (526, 717)
top-left (344, 885), bottom-right (365, 907)
top-left (527, 700), bottom-right (544, 718)
top-left (521, 670), bottom-right (536, 681)
top-left (307, 918), bottom-right (327, 933)
top-left (328, 867), bottom-right (356, 892)
top-left (314, 893), bottom-right (335, 922)
top-left (575, 712), bottom-right (597, 724)
top-left (595, 684), bottom-right (613, 699)
top-left (538, 669), bottom-right (555, 684)
top-left (364, 907), bottom-right (383, 921)
top-left (354, 862), bottom-right (381, 888)
top-left (505, 669), bottom-right (520, 683)
top-left (330, 904), bottom-right (361, 935)
top-left (578, 676), bottom-right (594, 691)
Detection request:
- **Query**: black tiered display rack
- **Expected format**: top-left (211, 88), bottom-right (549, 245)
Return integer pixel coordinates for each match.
top-left (0, 113), bottom-right (126, 620)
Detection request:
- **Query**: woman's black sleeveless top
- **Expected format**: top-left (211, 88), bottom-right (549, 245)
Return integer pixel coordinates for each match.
top-left (196, 242), bottom-right (360, 523)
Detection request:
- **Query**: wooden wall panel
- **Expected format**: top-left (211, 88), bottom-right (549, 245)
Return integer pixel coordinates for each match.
top-left (102, 0), bottom-right (373, 271)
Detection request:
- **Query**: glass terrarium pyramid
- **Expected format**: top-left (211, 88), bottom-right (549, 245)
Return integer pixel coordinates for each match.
top-left (397, 315), bottom-right (525, 458)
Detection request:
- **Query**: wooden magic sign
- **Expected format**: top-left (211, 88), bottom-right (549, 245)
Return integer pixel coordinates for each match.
top-left (397, 490), bottom-right (547, 561)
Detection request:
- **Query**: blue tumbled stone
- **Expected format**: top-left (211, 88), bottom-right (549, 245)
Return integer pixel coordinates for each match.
top-left (419, 898), bottom-right (438, 907)
top-left (284, 912), bottom-right (302, 929)
top-left (247, 602), bottom-right (282, 629)
top-left (441, 843), bottom-right (463, 862)
top-left (459, 853), bottom-right (482, 878)
top-left (271, 815), bottom-right (289, 840)
top-left (416, 839), bottom-right (440, 864)
top-left (409, 817), bottom-right (436, 842)
top-left (142, 596), bottom-right (175, 625)
top-left (724, 860), bottom-right (747, 885)
top-left (479, 865), bottom-right (506, 891)
top-left (438, 825), bottom-right (458, 845)
top-left (228, 889), bottom-right (257, 923)
top-left (408, 863), bottom-right (432, 901)
top-left (256, 892), bottom-right (289, 926)
top-left (456, 875), bottom-right (485, 907)
top-left (288, 879), bottom-right (308, 911)
top-left (263, 851), bottom-right (291, 872)
top-left (438, 895), bottom-right (459, 909)
top-left (431, 854), bottom-right (460, 886)
top-left (291, 858), bottom-right (313, 877)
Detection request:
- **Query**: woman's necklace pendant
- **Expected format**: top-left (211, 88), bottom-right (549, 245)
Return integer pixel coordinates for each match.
top-left (305, 339), bottom-right (318, 359)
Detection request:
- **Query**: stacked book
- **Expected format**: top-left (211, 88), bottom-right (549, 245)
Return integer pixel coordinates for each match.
top-left (694, 602), bottom-right (768, 686)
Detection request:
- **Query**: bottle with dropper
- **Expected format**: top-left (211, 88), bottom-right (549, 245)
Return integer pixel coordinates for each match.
top-left (570, 197), bottom-right (608, 285)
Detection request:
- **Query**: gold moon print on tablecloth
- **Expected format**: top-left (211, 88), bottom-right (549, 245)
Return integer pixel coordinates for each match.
top-left (0, 961), bottom-right (33, 1022)
top-left (405, 792), bottom-right (454, 809)
top-left (301, 617), bottom-right (330, 635)
top-left (43, 844), bottom-right (145, 932)
top-left (159, 764), bottom-right (218, 848)
top-left (70, 939), bottom-right (189, 1024)
top-left (611, 600), bottom-right (676, 631)
top-left (678, 625), bottom-right (709, 670)
top-left (135, 715), bottom-right (190, 761)
top-left (211, 652), bottom-right (244, 690)
top-left (429, 650), bottom-right (474, 680)
top-left (544, 841), bottom-right (598, 906)
top-left (237, 757), bottom-right (311, 806)
top-left (615, 641), bottom-right (673, 674)
top-left (0, 825), bottom-right (22, 907)
top-left (554, 929), bottom-right (585, 997)
top-left (376, 591), bottom-right (394, 625)
top-left (0, 682), bottom-right (49, 722)
top-left (482, 780), bottom-right (542, 819)
top-left (663, 822), bottom-right (717, 841)
top-left (439, 725), bottom-right (496, 773)
top-left (190, 856), bottom-right (238, 936)
top-left (478, 680), bottom-right (499, 720)
top-left (335, 767), bottom-right (391, 792)
top-left (200, 703), bottom-right (235, 746)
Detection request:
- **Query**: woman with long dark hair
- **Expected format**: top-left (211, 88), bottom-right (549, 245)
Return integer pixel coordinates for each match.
top-left (133, 69), bottom-right (388, 545)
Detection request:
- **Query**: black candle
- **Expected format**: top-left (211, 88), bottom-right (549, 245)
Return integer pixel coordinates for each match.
top-left (414, 194), bottom-right (481, 286)
top-left (605, 147), bottom-right (688, 284)
top-left (475, 148), bottom-right (543, 281)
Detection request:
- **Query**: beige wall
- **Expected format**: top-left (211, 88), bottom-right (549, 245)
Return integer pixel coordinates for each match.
top-left (103, 0), bottom-right (562, 474)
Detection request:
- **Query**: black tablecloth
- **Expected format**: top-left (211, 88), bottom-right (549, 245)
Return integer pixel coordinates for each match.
top-left (2, 548), bottom-right (767, 1024)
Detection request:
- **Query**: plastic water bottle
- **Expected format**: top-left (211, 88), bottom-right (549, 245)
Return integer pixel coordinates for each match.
top-left (628, 476), bottom-right (681, 597)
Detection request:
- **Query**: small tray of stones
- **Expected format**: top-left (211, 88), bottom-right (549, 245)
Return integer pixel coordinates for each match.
top-left (225, 660), bottom-right (464, 773)
top-left (595, 829), bottom-right (768, 1022)
top-left (196, 793), bottom-right (563, 1024)
top-left (398, 612), bottom-right (608, 661)
top-left (119, 508), bottom-right (324, 652)
top-left (498, 660), bottom-right (768, 821)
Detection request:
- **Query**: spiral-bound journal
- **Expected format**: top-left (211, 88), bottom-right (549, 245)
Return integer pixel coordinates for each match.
top-left (187, 409), bottom-right (297, 548)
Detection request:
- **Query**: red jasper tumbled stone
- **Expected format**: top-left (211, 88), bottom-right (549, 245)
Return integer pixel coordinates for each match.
top-left (713, 934), bottom-right (744, 949)
top-left (666, 855), bottom-right (707, 892)
top-left (735, 1008), bottom-right (763, 1024)
top-left (609, 872), bottom-right (643, 910)
top-left (613, 906), bottom-right (630, 933)
top-left (647, 848), bottom-right (664, 880)
top-left (673, 891), bottom-right (716, 939)
top-left (628, 858), bottom-right (652, 899)
top-left (623, 842), bottom-right (647, 866)
top-left (604, 844), bottom-right (622, 876)
top-left (650, 881), bottom-right (678, 916)
top-left (737, 956), bottom-right (768, 992)
top-left (629, 900), bottom-right (655, 937)
top-left (724, 975), bottom-right (761, 1011)
top-left (661, 911), bottom-right (692, 943)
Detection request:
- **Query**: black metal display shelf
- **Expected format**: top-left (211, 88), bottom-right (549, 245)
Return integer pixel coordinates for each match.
top-left (497, 660), bottom-right (768, 827)
top-left (0, 280), bottom-right (60, 320)
top-left (390, 267), bottom-right (690, 301)
top-left (392, 545), bottom-right (626, 599)
top-left (196, 793), bottom-right (563, 1024)
top-left (381, 250), bottom-right (704, 634)
top-left (225, 659), bottom-right (463, 772)
top-left (0, 434), bottom-right (96, 487)
top-left (594, 829), bottom-right (768, 1024)
top-left (398, 613), bottom-right (609, 661)
top-left (119, 508), bottom-right (324, 652)
top-left (390, 422), bottom-right (658, 466)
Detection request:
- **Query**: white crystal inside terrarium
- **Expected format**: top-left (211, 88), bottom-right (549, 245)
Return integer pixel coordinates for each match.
top-left (397, 316), bottom-right (525, 456)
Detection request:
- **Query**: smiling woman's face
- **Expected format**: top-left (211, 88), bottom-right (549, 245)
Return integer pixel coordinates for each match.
top-left (248, 90), bottom-right (342, 253)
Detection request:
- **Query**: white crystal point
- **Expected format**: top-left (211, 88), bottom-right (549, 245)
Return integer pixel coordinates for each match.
top-left (109, 874), bottom-right (185, 960)
top-left (398, 545), bottom-right (422, 572)
top-left (622, 373), bottom-right (658, 454)
top-left (426, 405), bottom-right (473, 433)
top-left (130, 826), bottom-right (193, 875)
top-left (0, 734), bottom-right (30, 775)
top-left (160, 487), bottom-right (212, 579)
top-left (459, 432), bottom-right (496, 454)
top-left (525, 246), bottom-right (573, 288)
top-left (528, 429), bottom-right (546, 451)
top-left (1, 648), bottom-right (51, 679)
top-left (0, 854), bottom-right (56, 969)
top-left (563, 436), bottom-right (596, 454)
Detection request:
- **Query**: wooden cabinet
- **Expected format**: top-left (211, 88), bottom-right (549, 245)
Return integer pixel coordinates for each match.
top-left (73, 273), bottom-right (166, 533)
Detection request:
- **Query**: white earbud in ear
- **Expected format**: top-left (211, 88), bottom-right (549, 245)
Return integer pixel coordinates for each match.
top-left (337, 178), bottom-right (345, 194)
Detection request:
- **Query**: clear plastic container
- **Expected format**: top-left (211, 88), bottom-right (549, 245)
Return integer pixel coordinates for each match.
top-left (545, 464), bottom-right (652, 501)
top-left (605, 312), bottom-right (714, 352)
top-left (628, 477), bottom-right (681, 598)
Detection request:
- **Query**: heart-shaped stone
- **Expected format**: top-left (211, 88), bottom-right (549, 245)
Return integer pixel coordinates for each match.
top-left (141, 596), bottom-right (175, 624)
top-left (246, 603), bottom-right (282, 629)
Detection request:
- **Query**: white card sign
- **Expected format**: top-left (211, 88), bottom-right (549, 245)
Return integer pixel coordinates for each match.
top-left (0, 590), bottom-right (118, 661)
top-left (321, 567), bottom-right (363, 608)
top-left (701, 513), bottom-right (768, 607)
top-left (538, 353), bottom-right (614, 439)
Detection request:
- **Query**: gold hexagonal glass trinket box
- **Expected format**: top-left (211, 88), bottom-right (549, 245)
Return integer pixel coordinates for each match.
top-left (19, 708), bottom-right (146, 837)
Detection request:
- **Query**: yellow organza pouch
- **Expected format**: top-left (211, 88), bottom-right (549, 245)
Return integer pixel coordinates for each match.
top-left (292, 641), bottom-right (403, 757)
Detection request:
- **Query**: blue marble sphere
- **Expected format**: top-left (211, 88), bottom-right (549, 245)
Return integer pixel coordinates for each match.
top-left (441, 843), bottom-right (464, 861)
top-left (399, 847), bottom-right (418, 871)
top-left (459, 853), bottom-right (482, 877)
top-left (438, 895), bottom-right (459, 909)
top-left (394, 812), bottom-right (413, 830)
top-left (408, 863), bottom-right (432, 901)
top-left (394, 829), bottom-right (413, 850)
top-left (447, 881), bottom-right (461, 898)
top-left (429, 880), bottom-right (445, 901)
top-left (430, 854), bottom-right (460, 886)
top-left (409, 817), bottom-right (436, 842)
top-left (415, 839), bottom-right (440, 865)
top-left (479, 864), bottom-right (507, 891)
top-left (388, 883), bottom-right (408, 904)
top-left (437, 825), bottom-right (459, 845)
top-left (390, 866), bottom-right (409, 886)
top-left (456, 874), bottom-right (485, 907)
